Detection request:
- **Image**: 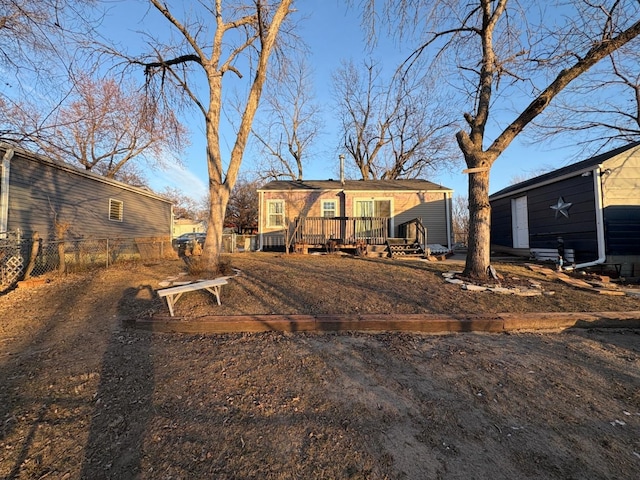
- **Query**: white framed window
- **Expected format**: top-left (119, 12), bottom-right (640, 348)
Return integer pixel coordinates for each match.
top-left (322, 200), bottom-right (337, 218)
top-left (109, 199), bottom-right (124, 222)
top-left (354, 199), bottom-right (391, 217)
top-left (267, 199), bottom-right (285, 227)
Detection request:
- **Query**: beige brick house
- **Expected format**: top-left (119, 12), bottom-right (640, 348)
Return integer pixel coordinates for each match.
top-left (257, 179), bottom-right (453, 254)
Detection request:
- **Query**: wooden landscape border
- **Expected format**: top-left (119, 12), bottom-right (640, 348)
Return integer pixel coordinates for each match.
top-left (132, 311), bottom-right (640, 334)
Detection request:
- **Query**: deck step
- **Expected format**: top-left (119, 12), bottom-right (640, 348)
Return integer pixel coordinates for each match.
top-left (366, 244), bottom-right (390, 258)
top-left (386, 242), bottom-right (425, 258)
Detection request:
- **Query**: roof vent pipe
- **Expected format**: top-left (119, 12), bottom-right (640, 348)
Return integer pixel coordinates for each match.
top-left (339, 154), bottom-right (345, 186)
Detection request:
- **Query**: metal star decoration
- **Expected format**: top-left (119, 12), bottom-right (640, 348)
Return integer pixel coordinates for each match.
top-left (550, 197), bottom-right (572, 219)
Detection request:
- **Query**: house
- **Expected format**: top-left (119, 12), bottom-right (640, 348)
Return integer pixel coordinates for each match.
top-left (173, 218), bottom-right (206, 238)
top-left (489, 141), bottom-right (640, 277)
top-left (257, 179), bottom-right (453, 255)
top-left (1, 144), bottom-right (173, 241)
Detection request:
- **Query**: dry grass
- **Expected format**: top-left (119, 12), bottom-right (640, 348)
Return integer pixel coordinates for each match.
top-left (163, 252), bottom-right (640, 318)
top-left (1, 255), bottom-right (639, 479)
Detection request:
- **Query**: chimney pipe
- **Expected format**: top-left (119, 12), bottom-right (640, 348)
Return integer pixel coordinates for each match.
top-left (339, 154), bottom-right (345, 186)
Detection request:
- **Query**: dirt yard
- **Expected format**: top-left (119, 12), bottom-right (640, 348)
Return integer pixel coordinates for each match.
top-left (1, 253), bottom-right (639, 479)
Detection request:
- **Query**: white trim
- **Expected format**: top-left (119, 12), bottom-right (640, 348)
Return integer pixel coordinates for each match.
top-left (266, 199), bottom-right (285, 228)
top-left (258, 190), bottom-right (264, 250)
top-left (321, 199), bottom-right (337, 218)
top-left (490, 166), bottom-right (600, 201)
top-left (108, 198), bottom-right (124, 222)
top-left (0, 148), bottom-right (13, 236)
top-left (511, 196), bottom-right (530, 248)
top-left (570, 168), bottom-right (607, 270)
top-left (444, 192), bottom-right (452, 250)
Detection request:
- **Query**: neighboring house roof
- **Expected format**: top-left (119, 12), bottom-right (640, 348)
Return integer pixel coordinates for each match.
top-left (1, 142), bottom-right (172, 204)
top-left (490, 141), bottom-right (640, 200)
top-left (258, 179), bottom-right (453, 192)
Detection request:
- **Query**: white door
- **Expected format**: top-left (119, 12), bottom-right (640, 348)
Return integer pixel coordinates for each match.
top-left (511, 196), bottom-right (529, 248)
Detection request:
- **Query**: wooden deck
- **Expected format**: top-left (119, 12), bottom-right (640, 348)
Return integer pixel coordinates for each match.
top-left (290, 217), bottom-right (427, 246)
top-left (291, 216), bottom-right (391, 247)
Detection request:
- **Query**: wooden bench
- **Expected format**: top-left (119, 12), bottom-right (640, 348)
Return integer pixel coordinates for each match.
top-left (157, 278), bottom-right (229, 317)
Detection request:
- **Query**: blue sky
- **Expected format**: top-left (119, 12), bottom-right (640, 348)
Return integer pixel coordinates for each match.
top-left (104, 1), bottom-right (584, 201)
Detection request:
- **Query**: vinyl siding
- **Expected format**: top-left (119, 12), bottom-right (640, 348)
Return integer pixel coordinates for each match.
top-left (603, 206), bottom-right (640, 255)
top-left (6, 151), bottom-right (171, 240)
top-left (600, 148), bottom-right (640, 208)
top-left (490, 199), bottom-right (513, 247)
top-left (490, 175), bottom-right (598, 263)
top-left (393, 193), bottom-right (450, 245)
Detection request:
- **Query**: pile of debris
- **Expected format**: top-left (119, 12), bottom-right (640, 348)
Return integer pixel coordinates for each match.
top-left (526, 264), bottom-right (626, 296)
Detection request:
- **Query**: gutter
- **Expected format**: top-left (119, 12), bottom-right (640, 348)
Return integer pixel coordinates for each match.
top-left (566, 167), bottom-right (607, 270)
top-left (0, 148), bottom-right (14, 237)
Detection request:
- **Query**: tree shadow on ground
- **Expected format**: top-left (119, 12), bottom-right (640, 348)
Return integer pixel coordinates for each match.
top-left (79, 285), bottom-right (156, 480)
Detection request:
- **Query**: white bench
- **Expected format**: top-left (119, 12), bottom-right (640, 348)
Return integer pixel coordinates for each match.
top-left (157, 277), bottom-right (229, 317)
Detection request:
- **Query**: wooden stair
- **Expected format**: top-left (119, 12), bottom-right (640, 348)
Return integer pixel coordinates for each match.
top-left (386, 240), bottom-right (425, 258)
top-left (366, 245), bottom-right (389, 258)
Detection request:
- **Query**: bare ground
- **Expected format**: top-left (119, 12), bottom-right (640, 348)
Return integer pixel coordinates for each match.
top-left (1, 252), bottom-right (639, 479)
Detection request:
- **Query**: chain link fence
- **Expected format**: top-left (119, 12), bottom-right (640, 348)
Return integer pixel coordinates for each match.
top-left (0, 231), bottom-right (258, 293)
top-left (0, 233), bottom-right (175, 293)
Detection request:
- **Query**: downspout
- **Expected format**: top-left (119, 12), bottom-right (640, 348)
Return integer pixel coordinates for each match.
top-left (0, 148), bottom-right (14, 237)
top-left (258, 190), bottom-right (264, 251)
top-left (568, 167), bottom-right (607, 270)
top-left (445, 191), bottom-right (452, 251)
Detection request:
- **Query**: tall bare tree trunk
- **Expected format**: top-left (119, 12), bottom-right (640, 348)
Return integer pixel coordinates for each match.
top-left (457, 136), bottom-right (497, 279)
top-left (465, 171), bottom-right (491, 278)
top-left (203, 74), bottom-right (227, 271)
top-left (206, 184), bottom-right (230, 271)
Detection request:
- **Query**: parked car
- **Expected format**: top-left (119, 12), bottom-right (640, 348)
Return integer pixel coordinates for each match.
top-left (173, 232), bottom-right (206, 254)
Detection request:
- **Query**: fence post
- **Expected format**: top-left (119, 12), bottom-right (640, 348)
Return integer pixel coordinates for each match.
top-left (23, 231), bottom-right (40, 280)
top-left (106, 238), bottom-right (109, 269)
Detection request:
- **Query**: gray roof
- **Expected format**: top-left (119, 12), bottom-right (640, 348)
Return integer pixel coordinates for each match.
top-left (1, 142), bottom-right (172, 203)
top-left (490, 141), bottom-right (640, 199)
top-left (258, 178), bottom-right (452, 192)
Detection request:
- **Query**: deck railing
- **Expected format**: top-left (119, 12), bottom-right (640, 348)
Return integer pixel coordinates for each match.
top-left (397, 218), bottom-right (427, 249)
top-left (292, 216), bottom-right (391, 245)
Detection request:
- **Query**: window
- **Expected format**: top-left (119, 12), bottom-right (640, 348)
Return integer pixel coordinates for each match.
top-left (109, 199), bottom-right (124, 222)
top-left (267, 199), bottom-right (284, 227)
top-left (354, 199), bottom-right (391, 217)
top-left (322, 200), bottom-right (337, 218)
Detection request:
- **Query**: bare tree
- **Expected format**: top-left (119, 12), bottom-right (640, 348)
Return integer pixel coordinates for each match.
top-left (253, 56), bottom-right (322, 181)
top-left (0, 0), bottom-right (97, 143)
top-left (137, 0), bottom-right (295, 272)
top-left (451, 195), bottom-right (469, 246)
top-left (225, 177), bottom-right (259, 233)
top-left (532, 47), bottom-right (640, 153)
top-left (0, 0), bottom-right (92, 76)
top-left (333, 58), bottom-right (455, 180)
top-left (4, 75), bottom-right (186, 184)
top-left (333, 60), bottom-right (391, 180)
top-left (161, 187), bottom-right (206, 221)
top-left (359, 0), bottom-right (640, 279)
